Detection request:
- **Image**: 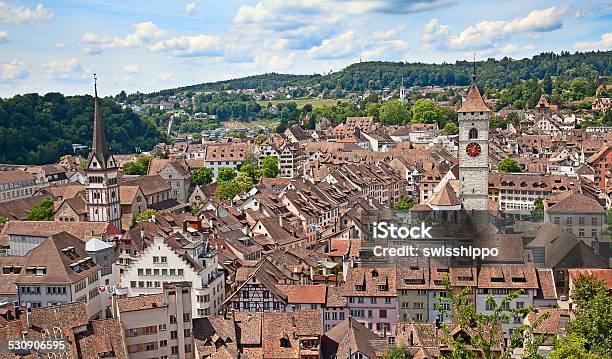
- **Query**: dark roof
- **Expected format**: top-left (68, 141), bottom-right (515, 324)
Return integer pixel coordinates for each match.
top-left (87, 87), bottom-right (115, 170)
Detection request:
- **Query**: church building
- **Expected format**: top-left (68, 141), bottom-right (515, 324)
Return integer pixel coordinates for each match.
top-left (85, 75), bottom-right (122, 229)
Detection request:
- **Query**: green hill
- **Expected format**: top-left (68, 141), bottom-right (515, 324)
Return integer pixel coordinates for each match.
top-left (149, 50), bottom-right (611, 96)
top-left (0, 93), bottom-right (167, 165)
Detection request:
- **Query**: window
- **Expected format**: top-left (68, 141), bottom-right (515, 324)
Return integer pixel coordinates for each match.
top-left (161, 257), bottom-right (167, 263)
top-left (170, 331), bottom-right (178, 340)
top-left (170, 315), bottom-right (176, 324)
top-left (153, 256), bottom-right (159, 263)
top-left (379, 309), bottom-right (387, 318)
top-left (183, 313), bottom-right (190, 322)
top-left (185, 344), bottom-right (192, 353)
top-left (171, 346), bottom-right (179, 355)
top-left (159, 340), bottom-right (167, 347)
top-left (159, 324), bottom-right (166, 331)
top-left (184, 329), bottom-right (191, 337)
top-left (469, 128), bottom-right (478, 139)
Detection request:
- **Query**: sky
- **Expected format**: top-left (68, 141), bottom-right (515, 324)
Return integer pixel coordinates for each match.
top-left (0, 0), bottom-right (611, 98)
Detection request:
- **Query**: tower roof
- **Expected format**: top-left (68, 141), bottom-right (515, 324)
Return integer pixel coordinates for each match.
top-left (458, 84), bottom-right (490, 113)
top-left (88, 74), bottom-right (115, 169)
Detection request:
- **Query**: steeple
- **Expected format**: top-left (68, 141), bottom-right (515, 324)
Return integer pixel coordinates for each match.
top-left (458, 55), bottom-right (490, 113)
top-left (89, 74), bottom-right (114, 169)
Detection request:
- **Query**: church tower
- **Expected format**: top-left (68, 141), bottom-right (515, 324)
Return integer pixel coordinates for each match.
top-left (85, 74), bottom-right (121, 229)
top-left (458, 59), bottom-right (490, 213)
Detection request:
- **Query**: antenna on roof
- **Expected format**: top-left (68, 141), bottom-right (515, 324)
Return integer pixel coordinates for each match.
top-left (472, 53), bottom-right (477, 83)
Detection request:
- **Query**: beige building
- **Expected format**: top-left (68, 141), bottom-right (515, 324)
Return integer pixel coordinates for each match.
top-left (148, 159), bottom-right (191, 203)
top-left (115, 282), bottom-right (195, 359)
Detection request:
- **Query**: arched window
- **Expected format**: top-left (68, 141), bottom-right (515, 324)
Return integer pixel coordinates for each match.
top-left (469, 128), bottom-right (478, 139)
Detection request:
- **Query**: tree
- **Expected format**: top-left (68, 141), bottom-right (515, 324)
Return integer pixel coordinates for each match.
top-left (497, 157), bottom-right (521, 173)
top-left (27, 198), bottom-right (54, 221)
top-left (234, 172), bottom-right (254, 193)
top-left (435, 278), bottom-right (540, 359)
top-left (216, 167), bottom-right (236, 182)
top-left (0, 215), bottom-right (7, 224)
top-left (123, 156), bottom-right (151, 176)
top-left (239, 163), bottom-right (259, 183)
top-left (136, 209), bottom-right (162, 222)
top-left (215, 180), bottom-right (240, 200)
top-left (254, 134), bottom-right (268, 145)
top-left (411, 99), bottom-right (440, 124)
top-left (261, 156), bottom-right (279, 178)
top-left (192, 167), bottom-right (213, 186)
top-left (379, 99), bottom-right (410, 125)
top-left (531, 197), bottom-right (544, 221)
top-left (565, 275), bottom-right (612, 356)
top-left (393, 197), bottom-right (414, 212)
top-left (382, 345), bottom-right (413, 359)
top-left (549, 334), bottom-right (601, 359)
top-left (442, 122), bottom-right (459, 135)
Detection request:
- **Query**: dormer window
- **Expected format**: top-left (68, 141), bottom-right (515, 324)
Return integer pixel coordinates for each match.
top-left (371, 269), bottom-right (379, 277)
top-left (378, 284), bottom-right (388, 291)
top-left (355, 284), bottom-right (364, 291)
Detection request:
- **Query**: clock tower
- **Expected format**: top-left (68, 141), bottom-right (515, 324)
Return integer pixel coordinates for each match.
top-left (458, 61), bottom-right (490, 213)
top-left (85, 74), bottom-right (121, 229)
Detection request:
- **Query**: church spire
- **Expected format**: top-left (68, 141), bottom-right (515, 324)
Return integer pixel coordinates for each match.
top-left (89, 73), bottom-right (113, 169)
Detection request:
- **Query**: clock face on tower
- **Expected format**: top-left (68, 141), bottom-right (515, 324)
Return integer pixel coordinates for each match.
top-left (466, 142), bottom-right (481, 157)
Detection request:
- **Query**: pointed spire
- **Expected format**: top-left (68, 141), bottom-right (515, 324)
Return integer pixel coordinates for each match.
top-left (89, 74), bottom-right (114, 169)
top-left (458, 55), bottom-right (490, 113)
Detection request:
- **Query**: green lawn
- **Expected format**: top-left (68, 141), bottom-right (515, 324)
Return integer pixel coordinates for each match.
top-left (256, 98), bottom-right (349, 109)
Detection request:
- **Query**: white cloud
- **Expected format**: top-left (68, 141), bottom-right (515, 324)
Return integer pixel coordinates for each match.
top-left (124, 64), bottom-right (140, 73)
top-left (498, 43), bottom-right (536, 54)
top-left (55, 42), bottom-right (66, 48)
top-left (81, 21), bottom-right (166, 53)
top-left (422, 6), bottom-right (569, 50)
top-left (158, 71), bottom-right (174, 81)
top-left (0, 30), bottom-right (7, 44)
top-left (42, 58), bottom-right (89, 81)
top-left (307, 31), bottom-right (359, 59)
top-left (254, 52), bottom-right (296, 71)
top-left (150, 34), bottom-right (224, 57)
top-left (573, 32), bottom-right (612, 51)
top-left (185, 2), bottom-right (197, 15)
top-left (0, 1), bottom-right (54, 25)
top-left (0, 59), bottom-right (29, 81)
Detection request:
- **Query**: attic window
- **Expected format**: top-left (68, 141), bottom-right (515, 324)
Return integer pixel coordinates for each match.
top-left (511, 276), bottom-right (527, 283)
top-left (355, 284), bottom-right (364, 291)
top-left (371, 269), bottom-right (379, 277)
top-left (491, 276), bottom-right (504, 283)
top-left (378, 284), bottom-right (388, 291)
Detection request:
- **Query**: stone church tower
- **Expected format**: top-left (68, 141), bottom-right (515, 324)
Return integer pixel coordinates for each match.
top-left (85, 75), bottom-right (121, 229)
top-left (458, 63), bottom-right (490, 213)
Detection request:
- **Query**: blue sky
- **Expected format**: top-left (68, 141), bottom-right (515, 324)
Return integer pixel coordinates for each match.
top-left (0, 0), bottom-right (610, 97)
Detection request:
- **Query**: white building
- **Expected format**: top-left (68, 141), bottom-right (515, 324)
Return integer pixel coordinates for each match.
top-left (118, 237), bottom-right (224, 318)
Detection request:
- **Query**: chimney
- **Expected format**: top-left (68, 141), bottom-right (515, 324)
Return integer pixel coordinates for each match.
top-left (13, 302), bottom-right (20, 320)
top-left (242, 225), bottom-right (249, 236)
top-left (26, 308), bottom-right (33, 329)
top-left (278, 214), bottom-right (283, 228)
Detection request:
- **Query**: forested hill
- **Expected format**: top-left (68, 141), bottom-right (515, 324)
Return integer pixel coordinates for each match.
top-left (149, 50), bottom-right (611, 96)
top-left (0, 93), bottom-right (167, 165)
